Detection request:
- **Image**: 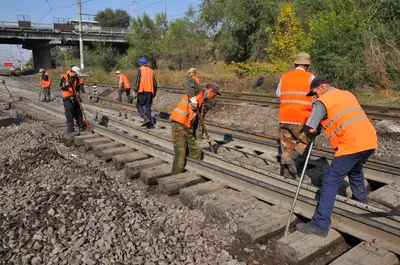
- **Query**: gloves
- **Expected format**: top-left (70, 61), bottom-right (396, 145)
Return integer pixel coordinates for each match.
top-left (189, 96), bottom-right (198, 110)
top-left (61, 85), bottom-right (69, 91)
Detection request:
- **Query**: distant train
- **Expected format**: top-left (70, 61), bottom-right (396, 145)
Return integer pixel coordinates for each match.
top-left (66, 20), bottom-right (101, 31)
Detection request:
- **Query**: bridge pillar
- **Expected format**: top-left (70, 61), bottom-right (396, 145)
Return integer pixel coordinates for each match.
top-left (32, 46), bottom-right (52, 72)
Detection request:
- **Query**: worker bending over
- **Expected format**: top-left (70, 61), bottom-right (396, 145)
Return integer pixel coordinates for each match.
top-left (296, 76), bottom-right (377, 237)
top-left (60, 66), bottom-right (86, 137)
top-left (135, 57), bottom-right (157, 127)
top-left (170, 69), bottom-right (220, 175)
top-left (39, 68), bottom-right (51, 102)
top-left (116, 70), bottom-right (132, 103)
top-left (277, 52), bottom-right (315, 179)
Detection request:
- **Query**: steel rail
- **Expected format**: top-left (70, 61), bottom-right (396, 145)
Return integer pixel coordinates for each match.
top-left (81, 100), bottom-right (400, 185)
top-left (5, 96), bottom-right (400, 255)
top-left (88, 82), bottom-right (400, 120)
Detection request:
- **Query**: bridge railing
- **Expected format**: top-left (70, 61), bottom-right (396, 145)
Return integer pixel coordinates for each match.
top-left (0, 20), bottom-right (130, 34)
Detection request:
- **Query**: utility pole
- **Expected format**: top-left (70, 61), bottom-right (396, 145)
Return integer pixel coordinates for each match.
top-left (164, 0), bottom-right (167, 20)
top-left (18, 45), bottom-right (23, 70)
top-left (77, 0), bottom-right (84, 70)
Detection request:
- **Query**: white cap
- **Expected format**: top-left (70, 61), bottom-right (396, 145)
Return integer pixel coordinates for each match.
top-left (188, 67), bottom-right (197, 74)
top-left (71, 66), bottom-right (82, 76)
top-left (39, 68), bottom-right (44, 73)
top-left (115, 70), bottom-right (121, 74)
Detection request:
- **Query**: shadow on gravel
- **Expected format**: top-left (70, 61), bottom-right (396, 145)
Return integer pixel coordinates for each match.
top-left (0, 118), bottom-right (22, 127)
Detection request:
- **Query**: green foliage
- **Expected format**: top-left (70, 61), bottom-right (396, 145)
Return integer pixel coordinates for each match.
top-left (95, 8), bottom-right (130, 28)
top-left (266, 2), bottom-right (306, 72)
top-left (308, 0), bottom-right (400, 90)
top-left (229, 62), bottom-right (270, 78)
top-left (84, 43), bottom-right (120, 72)
top-left (200, 0), bottom-right (280, 61)
top-left (126, 13), bottom-right (168, 68)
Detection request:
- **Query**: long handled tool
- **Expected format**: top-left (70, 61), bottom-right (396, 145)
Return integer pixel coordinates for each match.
top-left (1, 80), bottom-right (16, 102)
top-left (283, 139), bottom-right (315, 237)
top-left (196, 109), bottom-right (215, 153)
top-left (71, 84), bottom-right (93, 132)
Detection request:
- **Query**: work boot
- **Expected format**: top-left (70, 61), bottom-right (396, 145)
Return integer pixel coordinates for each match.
top-left (296, 222), bottom-right (328, 238)
top-left (285, 151), bottom-right (302, 176)
top-left (141, 118), bottom-right (152, 127)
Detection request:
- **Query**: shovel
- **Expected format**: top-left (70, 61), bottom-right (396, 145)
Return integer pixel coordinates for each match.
top-left (1, 80), bottom-right (16, 102)
top-left (283, 139), bottom-right (315, 236)
top-left (196, 109), bottom-right (215, 153)
top-left (71, 84), bottom-right (93, 132)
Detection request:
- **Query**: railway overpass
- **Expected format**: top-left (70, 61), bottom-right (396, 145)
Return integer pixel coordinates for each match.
top-left (0, 21), bottom-right (130, 71)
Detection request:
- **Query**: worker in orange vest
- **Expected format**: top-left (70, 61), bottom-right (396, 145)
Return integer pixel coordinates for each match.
top-left (277, 52), bottom-right (315, 179)
top-left (188, 68), bottom-right (200, 84)
top-left (39, 68), bottom-right (51, 102)
top-left (170, 75), bottom-right (221, 175)
top-left (116, 70), bottom-right (132, 104)
top-left (68, 65), bottom-right (86, 94)
top-left (296, 76), bottom-right (377, 237)
top-left (60, 66), bottom-right (86, 136)
top-left (134, 57), bottom-right (157, 127)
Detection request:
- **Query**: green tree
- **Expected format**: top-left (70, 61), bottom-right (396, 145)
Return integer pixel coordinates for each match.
top-left (126, 13), bottom-right (168, 68)
top-left (95, 8), bottom-right (130, 28)
top-left (84, 43), bottom-right (120, 72)
top-left (266, 2), bottom-right (306, 71)
top-left (200, 0), bottom-right (280, 61)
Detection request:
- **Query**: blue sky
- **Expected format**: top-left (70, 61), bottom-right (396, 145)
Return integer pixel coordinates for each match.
top-left (0, 0), bottom-right (201, 64)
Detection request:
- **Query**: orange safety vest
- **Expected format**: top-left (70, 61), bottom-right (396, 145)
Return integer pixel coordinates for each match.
top-left (192, 75), bottom-right (200, 84)
top-left (118, 74), bottom-right (131, 89)
top-left (318, 88), bottom-right (377, 157)
top-left (279, 69), bottom-right (313, 124)
top-left (61, 74), bottom-right (79, 98)
top-left (138, 66), bottom-right (155, 94)
top-left (170, 89), bottom-right (206, 128)
top-left (40, 72), bottom-right (51, 88)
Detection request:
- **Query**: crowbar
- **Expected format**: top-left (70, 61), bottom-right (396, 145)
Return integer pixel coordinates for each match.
top-left (196, 109), bottom-right (215, 153)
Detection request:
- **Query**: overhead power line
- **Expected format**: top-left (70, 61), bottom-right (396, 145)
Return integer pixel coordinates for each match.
top-left (133, 0), bottom-right (164, 12)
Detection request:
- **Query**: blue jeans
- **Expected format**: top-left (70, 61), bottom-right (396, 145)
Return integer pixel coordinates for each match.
top-left (311, 149), bottom-right (375, 231)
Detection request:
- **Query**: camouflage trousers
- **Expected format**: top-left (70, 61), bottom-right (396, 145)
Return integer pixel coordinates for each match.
top-left (279, 123), bottom-right (312, 165)
top-left (171, 121), bottom-right (202, 175)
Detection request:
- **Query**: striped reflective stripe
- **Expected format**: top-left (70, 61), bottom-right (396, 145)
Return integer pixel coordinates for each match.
top-left (280, 100), bottom-right (312, 105)
top-left (180, 99), bottom-right (189, 105)
top-left (328, 115), bottom-right (368, 139)
top-left (324, 107), bottom-right (363, 129)
top-left (280, 91), bottom-right (308, 95)
top-left (174, 108), bottom-right (189, 117)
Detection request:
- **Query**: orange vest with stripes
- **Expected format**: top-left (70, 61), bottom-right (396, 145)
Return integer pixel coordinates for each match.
top-left (40, 72), bottom-right (51, 88)
top-left (138, 66), bottom-right (155, 94)
top-left (318, 88), bottom-right (377, 157)
top-left (118, 74), bottom-right (131, 89)
top-left (279, 69), bottom-right (313, 124)
top-left (170, 89), bottom-right (206, 128)
top-left (61, 74), bottom-right (79, 98)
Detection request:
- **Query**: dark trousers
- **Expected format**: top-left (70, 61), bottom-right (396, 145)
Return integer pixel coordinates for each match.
top-left (311, 149), bottom-right (375, 231)
top-left (63, 97), bottom-right (84, 133)
top-left (136, 92), bottom-right (153, 121)
top-left (117, 88), bottom-right (132, 103)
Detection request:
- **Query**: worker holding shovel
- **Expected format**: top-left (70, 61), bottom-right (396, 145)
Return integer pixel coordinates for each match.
top-left (60, 66), bottom-right (88, 139)
top-left (169, 71), bottom-right (221, 175)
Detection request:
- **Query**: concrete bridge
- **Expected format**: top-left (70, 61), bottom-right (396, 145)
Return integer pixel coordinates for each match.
top-left (0, 21), bottom-right (130, 71)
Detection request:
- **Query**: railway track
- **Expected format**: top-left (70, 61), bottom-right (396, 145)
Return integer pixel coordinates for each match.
top-left (2, 77), bottom-right (400, 264)
top-left (88, 82), bottom-right (400, 122)
top-left (1, 87), bottom-right (400, 257)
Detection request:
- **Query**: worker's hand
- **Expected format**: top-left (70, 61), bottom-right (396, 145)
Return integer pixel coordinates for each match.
top-left (189, 96), bottom-right (198, 110)
top-left (61, 85), bottom-right (69, 91)
top-left (309, 128), bottom-right (317, 134)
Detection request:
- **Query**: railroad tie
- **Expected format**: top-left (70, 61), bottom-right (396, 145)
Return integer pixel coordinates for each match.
top-left (157, 172), bottom-right (204, 195)
top-left (140, 163), bottom-right (172, 185)
top-left (125, 158), bottom-right (165, 179)
top-left (330, 241), bottom-right (399, 265)
top-left (276, 229), bottom-right (344, 265)
top-left (112, 151), bottom-right (148, 170)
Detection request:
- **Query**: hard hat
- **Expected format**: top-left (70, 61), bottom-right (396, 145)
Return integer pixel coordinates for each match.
top-left (115, 70), bottom-right (121, 74)
top-left (71, 66), bottom-right (82, 76)
top-left (294, 52), bottom-right (311, 65)
top-left (139, 57), bottom-right (147, 65)
top-left (39, 68), bottom-right (44, 73)
top-left (188, 67), bottom-right (197, 74)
